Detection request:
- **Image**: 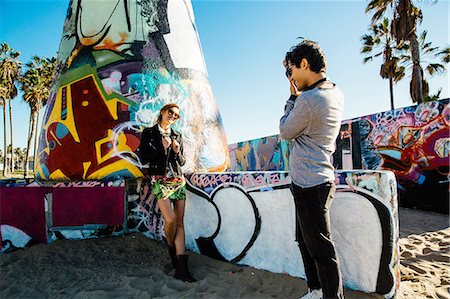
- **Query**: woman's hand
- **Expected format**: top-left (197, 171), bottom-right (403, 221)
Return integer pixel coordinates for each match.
top-left (172, 139), bottom-right (180, 153)
top-left (162, 136), bottom-right (171, 149)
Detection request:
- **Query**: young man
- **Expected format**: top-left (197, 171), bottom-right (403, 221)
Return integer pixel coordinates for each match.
top-left (280, 40), bottom-right (345, 299)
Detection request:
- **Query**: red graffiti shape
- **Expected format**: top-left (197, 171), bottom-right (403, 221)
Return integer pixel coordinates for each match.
top-left (43, 76), bottom-right (130, 179)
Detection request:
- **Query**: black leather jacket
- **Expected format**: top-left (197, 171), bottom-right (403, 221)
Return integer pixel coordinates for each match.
top-left (138, 124), bottom-right (186, 177)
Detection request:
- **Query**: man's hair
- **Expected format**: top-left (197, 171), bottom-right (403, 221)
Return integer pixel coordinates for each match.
top-left (285, 39), bottom-right (327, 73)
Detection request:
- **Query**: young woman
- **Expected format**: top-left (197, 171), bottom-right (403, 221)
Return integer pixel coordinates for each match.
top-left (138, 103), bottom-right (196, 282)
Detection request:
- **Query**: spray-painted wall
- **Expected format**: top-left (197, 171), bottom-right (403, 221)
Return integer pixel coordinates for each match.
top-left (228, 99), bottom-right (449, 212)
top-left (334, 99), bottom-right (449, 212)
top-left (35, 0), bottom-right (229, 181)
top-left (0, 170), bottom-right (400, 297)
top-left (228, 135), bottom-right (289, 172)
top-left (136, 170), bottom-right (399, 297)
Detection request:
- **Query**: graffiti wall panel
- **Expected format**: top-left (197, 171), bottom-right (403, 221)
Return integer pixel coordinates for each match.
top-left (126, 180), bottom-right (165, 241)
top-left (0, 186), bottom-right (49, 250)
top-left (228, 135), bottom-right (289, 171)
top-left (353, 100), bottom-right (449, 212)
top-left (129, 171), bottom-right (398, 296)
top-left (228, 100), bottom-right (448, 212)
top-left (36, 0), bottom-right (229, 181)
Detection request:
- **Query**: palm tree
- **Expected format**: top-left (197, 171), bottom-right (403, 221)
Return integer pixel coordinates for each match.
top-left (34, 57), bottom-right (56, 161)
top-left (20, 56), bottom-right (56, 176)
top-left (365, 0), bottom-right (437, 103)
top-left (0, 42), bottom-right (22, 174)
top-left (0, 86), bottom-right (7, 175)
top-left (399, 31), bottom-right (446, 102)
top-left (361, 17), bottom-right (406, 110)
top-left (21, 69), bottom-right (41, 176)
top-left (6, 144), bottom-right (12, 171)
top-left (0, 149), bottom-right (3, 172)
top-left (14, 147), bottom-right (24, 170)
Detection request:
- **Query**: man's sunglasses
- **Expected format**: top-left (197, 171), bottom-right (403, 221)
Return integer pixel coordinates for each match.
top-left (168, 109), bottom-right (180, 120)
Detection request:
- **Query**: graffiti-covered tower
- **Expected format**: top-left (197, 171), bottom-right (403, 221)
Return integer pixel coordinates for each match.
top-left (35, 0), bottom-right (229, 180)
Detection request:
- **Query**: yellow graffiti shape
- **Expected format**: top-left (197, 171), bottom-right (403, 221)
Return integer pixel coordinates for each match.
top-left (45, 83), bottom-right (80, 143)
top-left (235, 143), bottom-right (251, 171)
top-left (95, 129), bottom-right (131, 164)
top-left (49, 169), bottom-right (70, 181)
top-left (87, 160), bottom-right (143, 180)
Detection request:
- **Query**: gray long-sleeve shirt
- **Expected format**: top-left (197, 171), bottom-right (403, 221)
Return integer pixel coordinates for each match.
top-left (280, 85), bottom-right (344, 188)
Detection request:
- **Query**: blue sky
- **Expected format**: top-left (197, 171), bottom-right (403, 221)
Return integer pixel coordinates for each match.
top-left (0, 0), bottom-right (448, 151)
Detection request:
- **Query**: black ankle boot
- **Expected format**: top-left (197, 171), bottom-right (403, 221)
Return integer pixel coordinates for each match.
top-left (168, 245), bottom-right (177, 269)
top-left (174, 255), bottom-right (197, 282)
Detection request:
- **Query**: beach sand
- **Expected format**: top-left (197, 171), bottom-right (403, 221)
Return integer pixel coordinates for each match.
top-left (397, 208), bottom-right (449, 299)
top-left (1, 207), bottom-right (448, 299)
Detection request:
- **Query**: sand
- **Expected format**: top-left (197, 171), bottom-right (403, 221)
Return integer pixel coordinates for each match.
top-left (1, 207), bottom-right (448, 299)
top-left (397, 209), bottom-right (449, 299)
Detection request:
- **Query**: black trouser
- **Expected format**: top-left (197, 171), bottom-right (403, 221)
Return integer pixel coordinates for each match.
top-left (291, 182), bottom-right (344, 299)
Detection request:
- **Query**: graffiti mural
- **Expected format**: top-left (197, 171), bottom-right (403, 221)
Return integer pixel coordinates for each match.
top-left (129, 171), bottom-right (400, 298)
top-left (126, 179), bottom-right (165, 241)
top-left (35, 0), bottom-right (229, 181)
top-left (228, 135), bottom-right (289, 171)
top-left (227, 99), bottom-right (448, 212)
top-left (1, 169), bottom-right (400, 297)
top-left (334, 99), bottom-right (449, 212)
top-left (130, 171), bottom-right (399, 297)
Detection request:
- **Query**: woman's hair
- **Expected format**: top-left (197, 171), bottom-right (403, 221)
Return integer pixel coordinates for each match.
top-left (157, 103), bottom-right (180, 124)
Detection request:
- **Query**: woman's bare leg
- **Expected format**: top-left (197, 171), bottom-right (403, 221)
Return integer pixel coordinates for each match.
top-left (173, 200), bottom-right (186, 255)
top-left (157, 198), bottom-right (177, 247)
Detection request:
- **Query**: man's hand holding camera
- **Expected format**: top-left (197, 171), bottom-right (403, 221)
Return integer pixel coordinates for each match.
top-left (290, 79), bottom-right (300, 97)
top-left (283, 60), bottom-right (300, 97)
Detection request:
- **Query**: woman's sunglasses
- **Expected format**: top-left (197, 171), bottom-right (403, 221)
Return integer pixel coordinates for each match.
top-left (167, 108), bottom-right (180, 120)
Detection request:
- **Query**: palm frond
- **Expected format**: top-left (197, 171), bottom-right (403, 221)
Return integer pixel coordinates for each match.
top-left (438, 47), bottom-right (450, 63)
top-left (363, 56), bottom-right (374, 64)
top-left (426, 63), bottom-right (445, 76)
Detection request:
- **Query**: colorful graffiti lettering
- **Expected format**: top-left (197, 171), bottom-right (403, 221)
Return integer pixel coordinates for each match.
top-left (189, 172), bottom-right (290, 194)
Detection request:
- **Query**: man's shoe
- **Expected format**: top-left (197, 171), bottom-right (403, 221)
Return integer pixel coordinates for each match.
top-left (299, 289), bottom-right (323, 299)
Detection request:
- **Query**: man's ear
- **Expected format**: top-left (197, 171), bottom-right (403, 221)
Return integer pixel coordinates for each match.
top-left (301, 58), bottom-right (309, 69)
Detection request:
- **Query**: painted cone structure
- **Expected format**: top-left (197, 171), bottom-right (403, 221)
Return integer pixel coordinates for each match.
top-left (35, 0), bottom-right (229, 181)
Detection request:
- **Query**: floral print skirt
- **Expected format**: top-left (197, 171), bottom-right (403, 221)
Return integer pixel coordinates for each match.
top-left (151, 176), bottom-right (186, 201)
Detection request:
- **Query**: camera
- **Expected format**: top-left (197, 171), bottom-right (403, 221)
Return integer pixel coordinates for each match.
top-left (285, 66), bottom-right (292, 78)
